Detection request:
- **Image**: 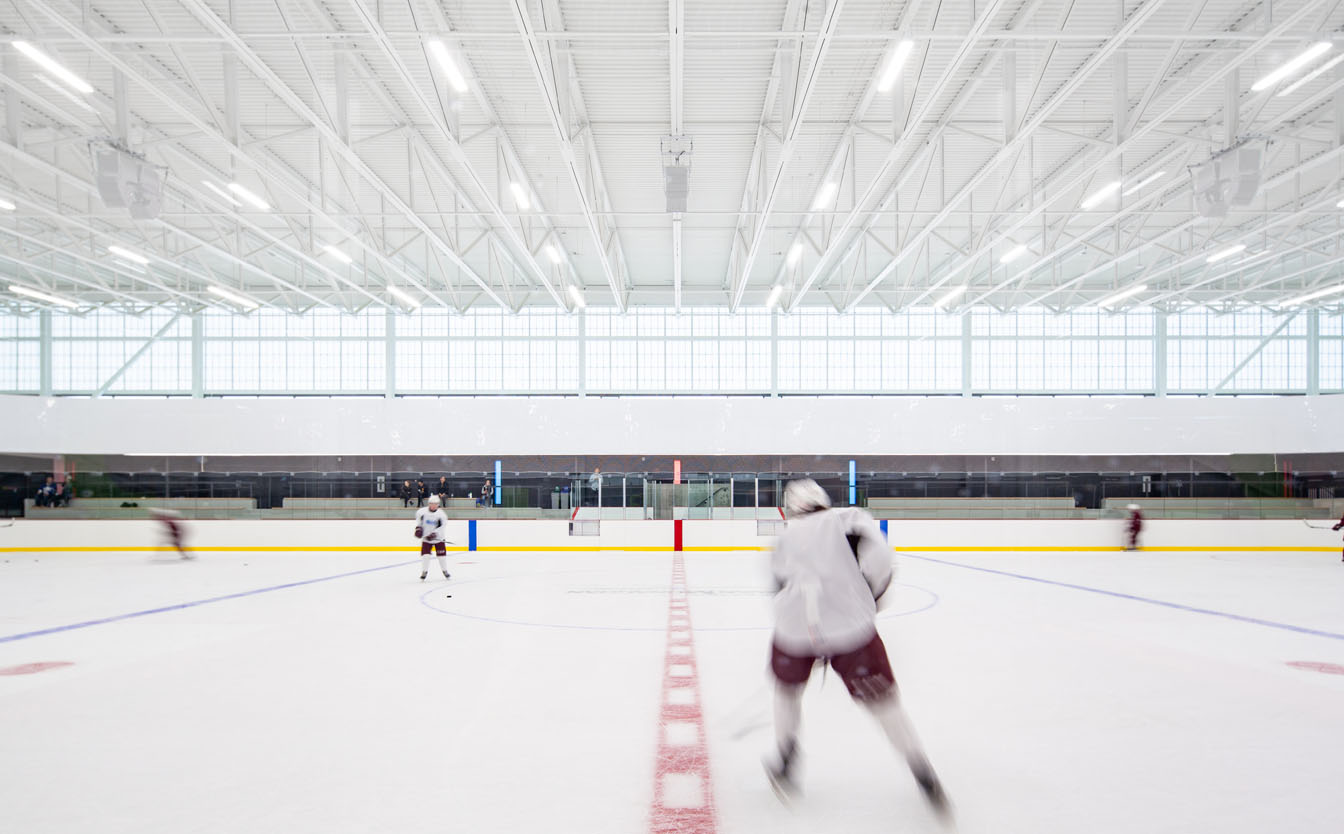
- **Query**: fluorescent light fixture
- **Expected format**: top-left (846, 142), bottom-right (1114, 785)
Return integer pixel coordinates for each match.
top-left (1122, 170), bottom-right (1167, 196)
top-left (323, 245), bottom-right (353, 265)
top-left (107, 245), bottom-right (149, 265)
top-left (765, 284), bottom-right (784, 310)
top-left (1206, 243), bottom-right (1246, 263)
top-left (0, 197), bottom-right (14, 211)
top-left (509, 181), bottom-right (531, 211)
top-left (207, 285), bottom-right (259, 310)
top-left (1278, 53), bottom-right (1344, 96)
top-left (1336, 198), bottom-right (1344, 209)
top-left (387, 284), bottom-right (421, 308)
top-left (33, 73), bottom-right (98, 113)
top-left (1284, 283), bottom-right (1344, 306)
top-left (812, 181), bottom-right (838, 211)
top-left (9, 283), bottom-right (77, 308)
top-left (1251, 41), bottom-right (1333, 92)
top-left (999, 244), bottom-right (1029, 264)
top-left (876, 40), bottom-right (915, 93)
top-left (567, 284), bottom-right (586, 310)
top-left (787, 242), bottom-right (803, 267)
top-left (1080, 180), bottom-right (1122, 210)
top-left (427, 39), bottom-right (469, 92)
top-left (227, 182), bottom-right (270, 211)
top-left (933, 285), bottom-right (967, 308)
top-left (202, 180), bottom-right (242, 206)
top-left (1096, 284), bottom-right (1148, 308)
top-left (544, 244), bottom-right (562, 264)
top-left (13, 41), bottom-right (93, 94)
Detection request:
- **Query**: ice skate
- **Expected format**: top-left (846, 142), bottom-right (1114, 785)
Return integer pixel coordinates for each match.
top-left (420, 571), bottom-right (427, 581)
top-left (442, 571), bottom-right (451, 580)
top-left (910, 759), bottom-right (952, 820)
top-left (764, 738), bottom-right (799, 801)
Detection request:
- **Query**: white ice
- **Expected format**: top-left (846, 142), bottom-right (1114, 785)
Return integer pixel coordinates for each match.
top-left (2, 544), bottom-right (1343, 833)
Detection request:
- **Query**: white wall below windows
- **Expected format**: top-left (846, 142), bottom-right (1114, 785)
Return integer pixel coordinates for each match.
top-left (2, 392), bottom-right (1343, 456)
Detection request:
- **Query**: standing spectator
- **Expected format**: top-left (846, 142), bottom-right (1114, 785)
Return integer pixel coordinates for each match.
top-left (479, 477), bottom-right (494, 508)
top-left (399, 480), bottom-right (414, 508)
top-left (1126, 504), bottom-right (1144, 551)
top-left (588, 467), bottom-right (601, 505)
top-left (415, 479), bottom-right (427, 508)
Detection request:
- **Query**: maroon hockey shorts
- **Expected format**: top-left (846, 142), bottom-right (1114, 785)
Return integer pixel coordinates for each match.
top-left (420, 541), bottom-right (446, 556)
top-left (770, 632), bottom-right (896, 702)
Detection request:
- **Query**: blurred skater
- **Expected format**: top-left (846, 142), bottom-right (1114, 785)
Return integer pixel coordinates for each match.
top-left (1126, 504), bottom-right (1144, 551)
top-left (1333, 511), bottom-right (1344, 563)
top-left (415, 494), bottom-right (451, 581)
top-left (151, 508), bottom-right (191, 559)
top-left (765, 479), bottom-right (949, 817)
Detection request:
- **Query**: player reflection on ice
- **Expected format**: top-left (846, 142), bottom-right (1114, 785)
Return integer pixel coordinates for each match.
top-left (150, 508), bottom-right (192, 560)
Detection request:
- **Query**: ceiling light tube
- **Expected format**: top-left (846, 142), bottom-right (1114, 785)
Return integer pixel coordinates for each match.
top-left (9, 283), bottom-right (78, 308)
top-left (387, 285), bottom-right (421, 308)
top-left (202, 180), bottom-right (242, 206)
top-left (427, 40), bottom-right (469, 92)
top-left (32, 73), bottom-right (98, 112)
top-left (1336, 198), bottom-right (1344, 209)
top-left (1277, 53), bottom-right (1344, 96)
top-left (1096, 284), bottom-right (1148, 308)
top-left (107, 245), bottom-right (150, 265)
top-left (1251, 41), bottom-right (1333, 92)
top-left (0, 197), bottom-right (14, 211)
top-left (1206, 244), bottom-right (1246, 263)
top-left (765, 284), bottom-right (784, 310)
top-left (876, 40), bottom-right (915, 93)
top-left (787, 242), bottom-right (803, 267)
top-left (13, 41), bottom-right (94, 94)
top-left (1284, 283), bottom-right (1344, 306)
top-left (323, 245), bottom-right (353, 265)
top-left (509, 182), bottom-right (531, 211)
top-left (227, 182), bottom-right (270, 211)
top-left (544, 244), bottom-right (562, 264)
top-left (933, 285), bottom-right (967, 308)
top-left (812, 181), bottom-right (838, 211)
top-left (1121, 170), bottom-right (1167, 196)
top-left (567, 284), bottom-right (586, 310)
top-left (999, 244), bottom-right (1029, 264)
top-left (207, 285), bottom-right (259, 310)
top-left (1080, 180), bottom-right (1122, 210)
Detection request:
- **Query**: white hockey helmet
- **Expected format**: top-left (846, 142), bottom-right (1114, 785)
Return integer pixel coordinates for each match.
top-left (1127, 503), bottom-right (1140, 511)
top-left (783, 478), bottom-right (832, 517)
top-left (427, 493), bottom-right (441, 507)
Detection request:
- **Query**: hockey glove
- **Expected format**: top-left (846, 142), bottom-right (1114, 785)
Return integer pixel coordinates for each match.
top-left (415, 526), bottom-right (423, 539)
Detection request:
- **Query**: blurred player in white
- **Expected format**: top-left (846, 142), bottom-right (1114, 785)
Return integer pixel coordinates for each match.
top-left (415, 494), bottom-right (452, 581)
top-left (766, 478), bottom-right (949, 817)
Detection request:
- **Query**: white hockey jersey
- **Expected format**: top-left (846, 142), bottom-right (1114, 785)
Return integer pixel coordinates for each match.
top-left (415, 506), bottom-right (450, 543)
top-left (770, 506), bottom-right (892, 656)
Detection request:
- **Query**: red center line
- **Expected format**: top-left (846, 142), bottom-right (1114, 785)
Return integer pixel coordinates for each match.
top-left (649, 553), bottom-right (718, 834)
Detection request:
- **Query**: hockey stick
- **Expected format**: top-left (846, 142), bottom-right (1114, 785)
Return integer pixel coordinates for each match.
top-left (0, 518), bottom-right (15, 528)
top-left (1302, 520), bottom-right (1339, 530)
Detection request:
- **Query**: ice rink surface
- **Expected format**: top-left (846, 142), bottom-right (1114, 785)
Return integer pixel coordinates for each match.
top-left (2, 542), bottom-right (1343, 834)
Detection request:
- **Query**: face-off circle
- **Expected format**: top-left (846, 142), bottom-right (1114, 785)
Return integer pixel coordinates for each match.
top-left (1285, 660), bottom-right (1344, 676)
top-left (0, 661), bottom-right (74, 676)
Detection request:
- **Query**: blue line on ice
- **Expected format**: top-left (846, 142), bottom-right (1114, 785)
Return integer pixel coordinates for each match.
top-left (903, 552), bottom-right (1344, 642)
top-left (0, 559), bottom-right (417, 645)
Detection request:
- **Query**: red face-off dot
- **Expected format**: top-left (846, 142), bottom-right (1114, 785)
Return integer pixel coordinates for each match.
top-left (0, 661), bottom-right (74, 676)
top-left (1286, 661), bottom-right (1344, 676)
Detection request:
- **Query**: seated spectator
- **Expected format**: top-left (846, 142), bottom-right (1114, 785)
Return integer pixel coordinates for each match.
top-left (35, 477), bottom-right (55, 507)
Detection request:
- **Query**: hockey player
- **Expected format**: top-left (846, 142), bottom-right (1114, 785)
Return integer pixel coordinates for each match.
top-left (1126, 504), bottom-right (1144, 551)
top-left (765, 479), bottom-right (949, 817)
top-left (151, 508), bottom-right (191, 559)
top-left (415, 494), bottom-right (452, 581)
top-left (1332, 511), bottom-right (1344, 563)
